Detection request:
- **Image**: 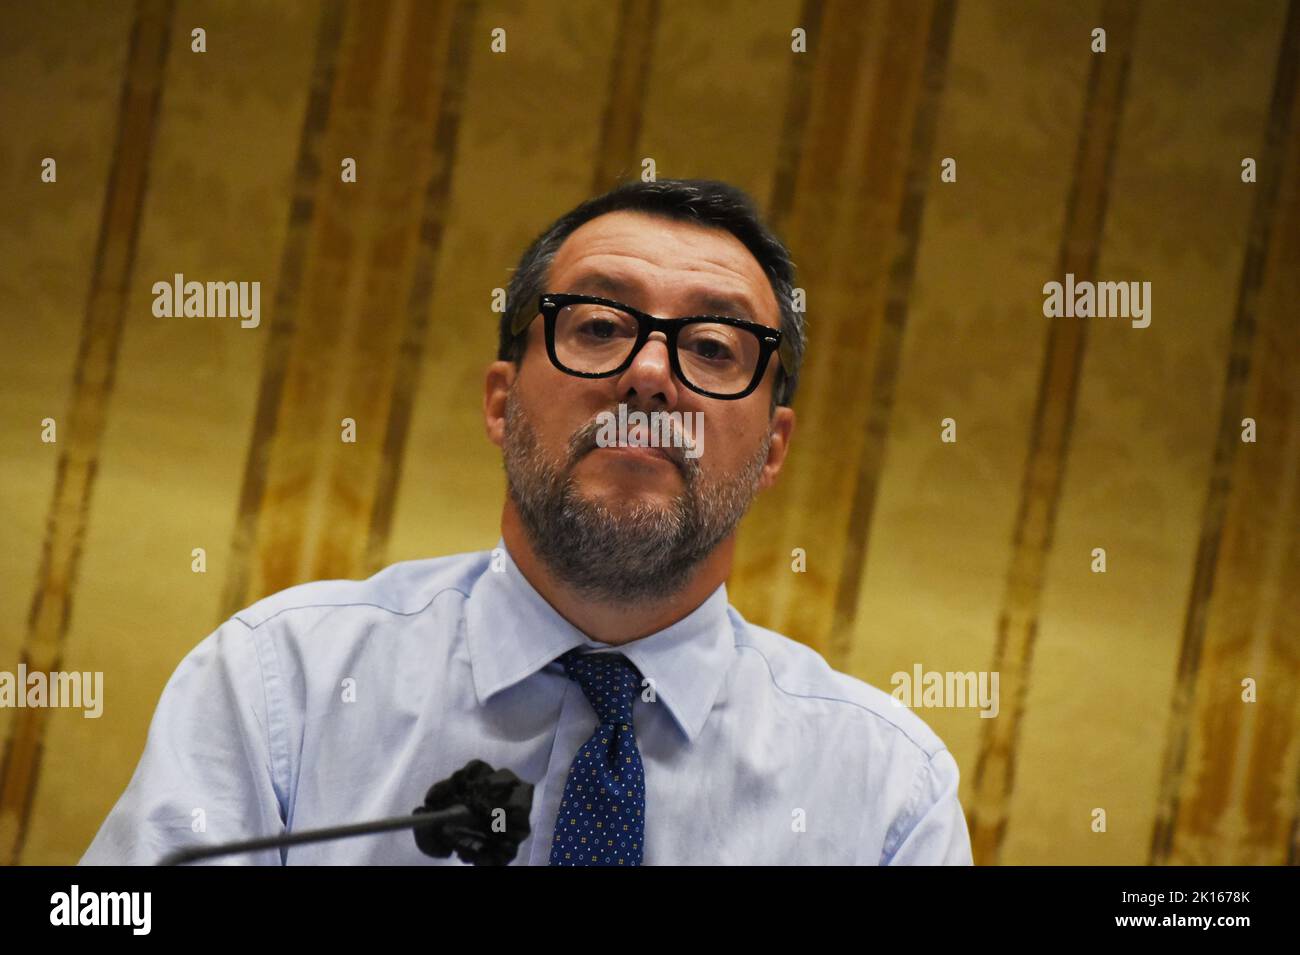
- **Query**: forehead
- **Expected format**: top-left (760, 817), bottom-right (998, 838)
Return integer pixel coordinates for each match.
top-left (547, 209), bottom-right (779, 328)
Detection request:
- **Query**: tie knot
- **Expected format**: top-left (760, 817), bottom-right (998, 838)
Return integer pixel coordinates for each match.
top-left (558, 649), bottom-right (641, 726)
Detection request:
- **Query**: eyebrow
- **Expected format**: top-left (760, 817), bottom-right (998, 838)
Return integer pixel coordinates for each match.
top-left (566, 271), bottom-right (759, 322)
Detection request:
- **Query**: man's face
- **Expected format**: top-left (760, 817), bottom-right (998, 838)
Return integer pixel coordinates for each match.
top-left (486, 209), bottom-right (796, 603)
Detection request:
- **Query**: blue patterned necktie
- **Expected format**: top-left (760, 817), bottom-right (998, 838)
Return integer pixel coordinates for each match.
top-left (549, 649), bottom-right (646, 866)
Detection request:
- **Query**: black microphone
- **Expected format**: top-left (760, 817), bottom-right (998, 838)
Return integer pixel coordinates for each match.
top-left (159, 759), bottom-right (534, 866)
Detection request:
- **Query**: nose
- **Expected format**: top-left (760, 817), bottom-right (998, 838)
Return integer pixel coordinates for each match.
top-left (615, 330), bottom-right (680, 408)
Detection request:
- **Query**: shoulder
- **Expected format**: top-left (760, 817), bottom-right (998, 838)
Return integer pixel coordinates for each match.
top-left (727, 608), bottom-right (950, 762)
top-left (232, 547), bottom-right (492, 634)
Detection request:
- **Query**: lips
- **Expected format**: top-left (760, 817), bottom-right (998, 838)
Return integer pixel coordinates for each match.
top-left (599, 443), bottom-right (675, 464)
top-left (589, 429), bottom-right (681, 469)
top-left (580, 413), bottom-right (688, 472)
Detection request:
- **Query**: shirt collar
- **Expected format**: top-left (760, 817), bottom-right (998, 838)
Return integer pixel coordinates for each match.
top-left (465, 537), bottom-right (734, 743)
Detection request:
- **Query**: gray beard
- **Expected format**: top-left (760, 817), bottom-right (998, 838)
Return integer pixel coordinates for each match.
top-left (502, 386), bottom-right (770, 605)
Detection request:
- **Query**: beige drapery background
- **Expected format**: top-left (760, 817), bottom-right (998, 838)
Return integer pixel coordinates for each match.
top-left (1, 0), bottom-right (1297, 865)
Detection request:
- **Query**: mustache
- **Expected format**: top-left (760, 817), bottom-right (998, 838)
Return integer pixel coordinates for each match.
top-left (566, 405), bottom-right (697, 476)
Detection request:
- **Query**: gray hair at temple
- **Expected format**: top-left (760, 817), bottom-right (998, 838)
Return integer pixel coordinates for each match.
top-left (497, 178), bottom-right (807, 411)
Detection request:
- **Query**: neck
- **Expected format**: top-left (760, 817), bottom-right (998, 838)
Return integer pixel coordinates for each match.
top-left (499, 500), bottom-right (732, 645)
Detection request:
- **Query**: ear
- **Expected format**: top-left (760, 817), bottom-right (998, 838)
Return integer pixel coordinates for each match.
top-left (484, 360), bottom-right (517, 449)
top-left (756, 405), bottom-right (795, 493)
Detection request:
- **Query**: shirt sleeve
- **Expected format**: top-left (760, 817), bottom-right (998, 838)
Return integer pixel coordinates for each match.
top-left (78, 617), bottom-right (288, 865)
top-left (881, 747), bottom-right (974, 865)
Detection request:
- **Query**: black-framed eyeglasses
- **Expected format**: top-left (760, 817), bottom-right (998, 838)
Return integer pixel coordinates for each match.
top-left (511, 293), bottom-right (792, 401)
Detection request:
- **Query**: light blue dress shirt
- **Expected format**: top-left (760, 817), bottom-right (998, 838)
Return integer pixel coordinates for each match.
top-left (81, 539), bottom-right (973, 865)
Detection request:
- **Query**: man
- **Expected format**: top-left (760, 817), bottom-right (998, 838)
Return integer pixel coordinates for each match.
top-left (81, 178), bottom-right (973, 865)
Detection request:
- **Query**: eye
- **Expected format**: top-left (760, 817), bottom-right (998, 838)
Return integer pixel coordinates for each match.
top-left (576, 315), bottom-right (628, 339)
top-left (684, 335), bottom-right (736, 363)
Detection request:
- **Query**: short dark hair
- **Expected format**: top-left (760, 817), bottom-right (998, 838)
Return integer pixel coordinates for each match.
top-left (498, 178), bottom-right (806, 409)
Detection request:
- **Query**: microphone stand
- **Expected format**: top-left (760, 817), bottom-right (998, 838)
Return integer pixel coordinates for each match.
top-left (159, 760), bottom-right (533, 866)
